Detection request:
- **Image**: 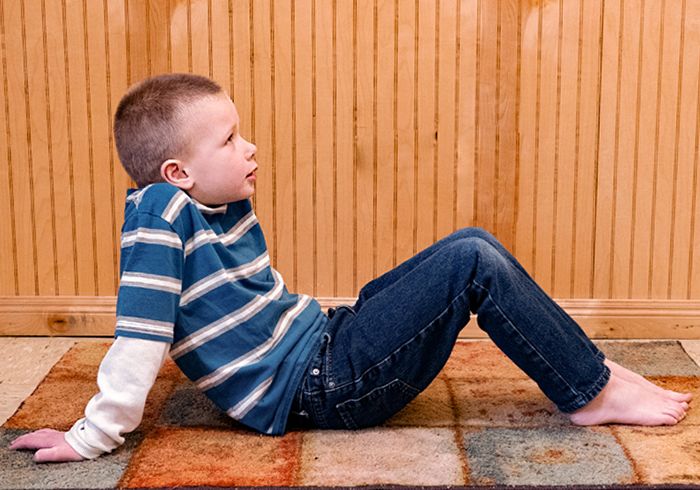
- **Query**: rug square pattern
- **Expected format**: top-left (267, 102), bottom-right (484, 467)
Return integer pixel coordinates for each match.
top-left (0, 428), bottom-right (141, 489)
top-left (597, 340), bottom-right (700, 376)
top-left (443, 341), bottom-right (528, 380)
top-left (613, 425), bottom-right (700, 484)
top-left (464, 426), bottom-right (634, 486)
top-left (451, 378), bottom-right (569, 427)
top-left (299, 427), bottom-right (465, 486)
top-left (119, 427), bottom-right (302, 488)
top-left (384, 377), bottom-right (454, 427)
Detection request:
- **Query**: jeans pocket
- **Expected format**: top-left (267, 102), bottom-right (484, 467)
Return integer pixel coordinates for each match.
top-left (335, 379), bottom-right (420, 430)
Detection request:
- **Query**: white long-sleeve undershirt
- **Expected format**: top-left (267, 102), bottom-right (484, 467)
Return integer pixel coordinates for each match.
top-left (64, 336), bottom-right (169, 459)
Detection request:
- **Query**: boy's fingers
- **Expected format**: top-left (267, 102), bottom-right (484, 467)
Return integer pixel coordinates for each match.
top-left (10, 429), bottom-right (62, 450)
top-left (34, 446), bottom-right (84, 464)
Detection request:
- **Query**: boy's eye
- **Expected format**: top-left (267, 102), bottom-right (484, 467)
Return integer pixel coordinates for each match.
top-left (227, 133), bottom-right (234, 143)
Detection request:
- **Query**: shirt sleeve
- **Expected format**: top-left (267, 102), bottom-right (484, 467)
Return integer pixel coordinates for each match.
top-left (115, 210), bottom-right (184, 343)
top-left (65, 336), bottom-right (169, 459)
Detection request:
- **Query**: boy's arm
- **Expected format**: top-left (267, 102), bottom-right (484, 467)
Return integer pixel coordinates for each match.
top-left (10, 336), bottom-right (169, 462)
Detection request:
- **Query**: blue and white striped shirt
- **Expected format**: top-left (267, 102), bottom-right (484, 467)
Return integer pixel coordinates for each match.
top-left (114, 183), bottom-right (327, 435)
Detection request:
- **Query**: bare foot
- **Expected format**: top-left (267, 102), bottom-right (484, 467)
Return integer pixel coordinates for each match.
top-left (604, 359), bottom-right (693, 402)
top-left (569, 372), bottom-right (689, 426)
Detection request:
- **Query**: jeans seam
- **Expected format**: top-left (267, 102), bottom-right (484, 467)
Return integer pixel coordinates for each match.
top-left (471, 278), bottom-right (581, 400)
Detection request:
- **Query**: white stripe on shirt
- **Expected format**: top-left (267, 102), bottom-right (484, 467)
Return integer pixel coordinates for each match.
top-left (120, 271), bottom-right (181, 295)
top-left (227, 376), bottom-right (274, 420)
top-left (121, 228), bottom-right (182, 250)
top-left (162, 192), bottom-right (190, 223)
top-left (196, 295), bottom-right (312, 391)
top-left (179, 252), bottom-right (270, 307)
top-left (170, 269), bottom-right (285, 359)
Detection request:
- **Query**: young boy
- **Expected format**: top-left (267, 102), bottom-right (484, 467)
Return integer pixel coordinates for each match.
top-left (10, 74), bottom-right (691, 463)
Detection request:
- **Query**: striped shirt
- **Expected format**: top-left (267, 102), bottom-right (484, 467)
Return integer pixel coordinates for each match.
top-left (115, 183), bottom-right (327, 435)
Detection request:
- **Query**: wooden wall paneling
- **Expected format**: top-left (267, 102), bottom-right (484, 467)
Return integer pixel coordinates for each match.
top-left (190, 0), bottom-right (211, 77)
top-left (415, 0), bottom-right (437, 253)
top-left (336, 0), bottom-right (356, 296)
top-left (65, 0), bottom-right (97, 295)
top-left (593, 0), bottom-right (621, 299)
top-left (515, 1), bottom-right (538, 273)
top-left (689, 1), bottom-right (700, 299)
top-left (533, 0), bottom-right (560, 294)
top-left (375, 0), bottom-right (396, 277)
top-left (354, 0), bottom-right (376, 291)
top-left (0, 0), bottom-right (16, 296)
top-left (651, 0), bottom-right (683, 298)
top-left (610, 0), bottom-right (642, 299)
top-left (455, 0), bottom-right (476, 231)
top-left (273, 0), bottom-right (295, 288)
top-left (25, 0), bottom-right (57, 296)
top-left (292, 0), bottom-right (314, 296)
top-left (127, 0), bottom-right (150, 86)
top-left (572, 0), bottom-right (602, 299)
top-left (495, 0), bottom-right (518, 253)
top-left (148, 0), bottom-right (169, 75)
top-left (314, 0), bottom-right (335, 294)
top-left (251, 0), bottom-right (275, 266)
top-left (435, 0), bottom-right (457, 241)
top-left (169, 0), bottom-right (190, 72)
top-left (230, 0), bottom-right (252, 165)
top-left (2, 0), bottom-right (37, 295)
top-left (552, 0), bottom-right (579, 298)
top-left (475, 0), bottom-right (497, 237)
top-left (51, 0), bottom-right (78, 297)
top-left (106, 0), bottom-right (132, 267)
top-left (85, 0), bottom-right (119, 295)
top-left (670, 0), bottom-right (699, 299)
top-left (396, 0), bottom-right (416, 265)
top-left (211, 0), bottom-right (231, 94)
top-left (630, 0), bottom-right (661, 298)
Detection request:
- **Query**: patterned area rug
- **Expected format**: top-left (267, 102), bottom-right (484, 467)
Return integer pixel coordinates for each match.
top-left (2, 340), bottom-right (700, 489)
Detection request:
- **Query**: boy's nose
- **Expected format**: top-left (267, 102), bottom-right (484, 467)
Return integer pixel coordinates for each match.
top-left (246, 142), bottom-right (257, 159)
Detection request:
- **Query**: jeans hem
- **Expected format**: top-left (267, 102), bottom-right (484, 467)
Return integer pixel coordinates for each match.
top-left (557, 363), bottom-right (611, 413)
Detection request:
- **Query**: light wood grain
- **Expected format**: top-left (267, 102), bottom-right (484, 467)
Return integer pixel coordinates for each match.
top-left (1, 1), bottom-right (699, 335)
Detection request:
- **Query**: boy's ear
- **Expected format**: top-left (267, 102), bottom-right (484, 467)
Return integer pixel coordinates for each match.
top-left (160, 159), bottom-right (194, 190)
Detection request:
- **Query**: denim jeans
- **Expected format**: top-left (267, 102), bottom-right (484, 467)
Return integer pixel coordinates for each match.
top-left (291, 227), bottom-right (610, 430)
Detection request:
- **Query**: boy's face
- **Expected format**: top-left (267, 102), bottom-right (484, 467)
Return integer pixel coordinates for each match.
top-left (174, 93), bottom-right (258, 206)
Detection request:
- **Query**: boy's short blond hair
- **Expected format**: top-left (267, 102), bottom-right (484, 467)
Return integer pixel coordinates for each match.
top-left (114, 73), bottom-right (223, 187)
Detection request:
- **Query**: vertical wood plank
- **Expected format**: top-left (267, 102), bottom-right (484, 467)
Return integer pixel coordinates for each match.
top-left (0, 0), bottom-right (17, 295)
top-left (672, 0), bottom-right (699, 298)
top-left (435, 0), bottom-right (457, 241)
top-left (415, 0), bottom-right (436, 252)
top-left (293, 0), bottom-right (315, 295)
top-left (610, 0), bottom-right (642, 299)
top-left (190, 0), bottom-right (210, 76)
top-left (552, 0), bottom-right (580, 297)
top-left (395, 0), bottom-right (416, 264)
top-left (476, 0), bottom-right (497, 235)
top-left (314, 0), bottom-right (335, 294)
top-left (85, 0), bottom-right (118, 295)
top-left (273, 0), bottom-right (295, 288)
top-left (336, 0), bottom-right (356, 295)
top-left (455, 0), bottom-right (476, 231)
top-left (210, 0), bottom-right (231, 90)
top-left (24, 0), bottom-right (57, 295)
top-left (630, 0), bottom-right (662, 297)
top-left (593, 0), bottom-right (621, 299)
top-left (354, 0), bottom-right (376, 289)
top-left (515, 1), bottom-right (538, 272)
top-left (375, 0), bottom-right (396, 277)
top-left (496, 0), bottom-right (518, 252)
top-left (2, 0), bottom-right (37, 295)
top-left (650, 0), bottom-right (682, 298)
top-left (169, 0), bottom-right (189, 72)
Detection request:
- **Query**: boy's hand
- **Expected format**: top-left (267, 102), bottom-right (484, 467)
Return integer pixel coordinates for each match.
top-left (9, 429), bottom-right (85, 463)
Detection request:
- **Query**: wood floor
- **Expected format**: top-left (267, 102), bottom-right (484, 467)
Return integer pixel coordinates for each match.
top-left (2, 337), bottom-right (700, 426)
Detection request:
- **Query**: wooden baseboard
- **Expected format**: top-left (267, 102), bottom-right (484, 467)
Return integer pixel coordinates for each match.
top-left (1, 296), bottom-right (699, 339)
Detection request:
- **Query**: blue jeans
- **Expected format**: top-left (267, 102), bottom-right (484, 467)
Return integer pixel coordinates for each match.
top-left (291, 227), bottom-right (610, 430)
